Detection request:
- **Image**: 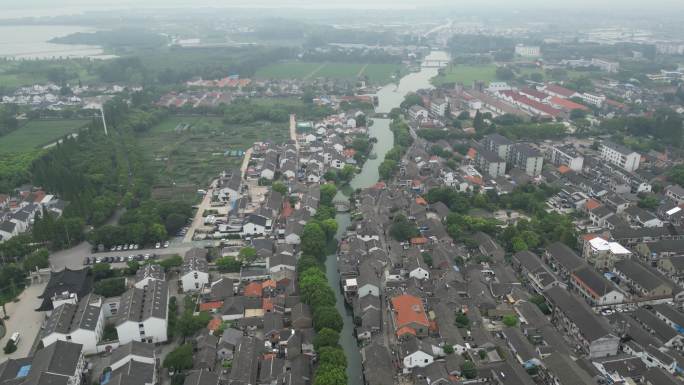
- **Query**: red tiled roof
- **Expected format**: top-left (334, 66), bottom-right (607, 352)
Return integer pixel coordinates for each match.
top-left (410, 237), bottom-right (428, 245)
top-left (396, 326), bottom-right (417, 337)
top-left (262, 279), bottom-right (276, 289)
top-left (207, 317), bottom-right (222, 331)
top-left (557, 165), bottom-right (571, 174)
top-left (544, 84), bottom-right (577, 98)
top-left (262, 298), bottom-right (274, 312)
top-left (549, 96), bottom-right (589, 112)
top-left (244, 282), bottom-right (263, 297)
top-left (415, 197), bottom-right (427, 206)
top-left (200, 301), bottom-right (224, 312)
top-left (391, 294), bottom-right (429, 331)
top-left (520, 87), bottom-right (549, 100)
top-left (585, 199), bottom-right (601, 211)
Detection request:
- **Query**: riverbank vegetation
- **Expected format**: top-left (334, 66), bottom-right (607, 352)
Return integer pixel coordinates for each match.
top-left (295, 183), bottom-right (347, 385)
top-left (378, 111), bottom-right (413, 181)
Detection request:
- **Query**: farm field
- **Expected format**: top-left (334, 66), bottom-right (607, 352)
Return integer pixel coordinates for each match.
top-left (255, 61), bottom-right (403, 83)
top-left (431, 64), bottom-right (498, 86)
top-left (139, 116), bottom-right (289, 199)
top-left (0, 119), bottom-right (88, 155)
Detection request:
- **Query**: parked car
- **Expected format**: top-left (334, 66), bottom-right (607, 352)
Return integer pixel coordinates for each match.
top-left (116, 245), bottom-right (123, 251)
top-left (163, 241), bottom-right (170, 248)
top-left (129, 244), bottom-right (135, 250)
top-left (128, 255), bottom-right (135, 262)
top-left (155, 242), bottom-right (161, 249)
top-left (110, 246), bottom-right (116, 251)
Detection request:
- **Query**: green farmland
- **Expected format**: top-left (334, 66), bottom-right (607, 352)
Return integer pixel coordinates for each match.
top-left (139, 116), bottom-right (289, 199)
top-left (255, 61), bottom-right (403, 84)
top-left (0, 119), bottom-right (89, 155)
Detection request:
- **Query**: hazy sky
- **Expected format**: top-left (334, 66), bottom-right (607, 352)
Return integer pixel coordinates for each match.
top-left (2, 0), bottom-right (684, 10)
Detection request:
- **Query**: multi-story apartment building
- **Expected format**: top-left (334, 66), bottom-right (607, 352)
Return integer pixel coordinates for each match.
top-left (550, 144), bottom-right (584, 171)
top-left (600, 141), bottom-right (640, 172)
top-left (510, 143), bottom-right (544, 176)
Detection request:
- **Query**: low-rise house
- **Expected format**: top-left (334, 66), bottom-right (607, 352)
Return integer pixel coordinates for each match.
top-left (472, 231), bottom-right (505, 261)
top-left (107, 341), bottom-right (157, 385)
top-left (400, 336), bottom-right (435, 369)
top-left (542, 352), bottom-right (595, 385)
top-left (613, 260), bottom-right (673, 299)
top-left (637, 239), bottom-right (684, 261)
top-left (665, 185), bottom-right (684, 204)
top-left (115, 280), bottom-right (169, 344)
top-left (41, 293), bottom-right (105, 354)
top-left (361, 341), bottom-right (394, 385)
top-left (0, 340), bottom-right (86, 385)
top-left (181, 248), bottom-right (210, 292)
top-left (243, 214), bottom-right (272, 236)
top-left (37, 267), bottom-right (91, 311)
top-left (652, 304), bottom-right (684, 334)
top-left (391, 294), bottom-right (429, 338)
top-left (544, 286), bottom-right (619, 358)
top-left (268, 252), bottom-right (296, 282)
top-left (582, 237), bottom-right (631, 270)
top-left (543, 242), bottom-right (584, 281)
top-left (406, 254), bottom-right (430, 281)
top-left (571, 266), bottom-right (625, 306)
top-left (511, 250), bottom-right (564, 294)
top-left (183, 370), bottom-right (219, 385)
top-left (217, 328), bottom-right (243, 360)
top-left (357, 260), bottom-right (382, 298)
top-left (227, 336), bottom-right (262, 385)
top-left (135, 264), bottom-right (165, 289)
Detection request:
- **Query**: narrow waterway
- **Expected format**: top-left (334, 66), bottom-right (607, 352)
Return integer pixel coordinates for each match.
top-left (324, 51), bottom-right (448, 385)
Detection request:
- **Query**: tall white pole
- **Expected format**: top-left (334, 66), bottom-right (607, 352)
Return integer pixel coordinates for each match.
top-left (100, 105), bottom-right (108, 136)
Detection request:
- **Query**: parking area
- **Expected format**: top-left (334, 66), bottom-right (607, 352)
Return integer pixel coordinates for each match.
top-left (0, 281), bottom-right (47, 362)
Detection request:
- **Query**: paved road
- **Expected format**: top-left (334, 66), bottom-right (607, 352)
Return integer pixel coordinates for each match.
top-left (0, 282), bottom-right (47, 363)
top-left (185, 179), bottom-right (218, 243)
top-left (49, 241), bottom-right (194, 270)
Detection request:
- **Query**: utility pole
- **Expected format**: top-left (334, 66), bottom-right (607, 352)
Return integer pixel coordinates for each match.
top-left (100, 105), bottom-right (108, 136)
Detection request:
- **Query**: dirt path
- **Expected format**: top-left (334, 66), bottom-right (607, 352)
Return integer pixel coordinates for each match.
top-left (303, 63), bottom-right (326, 80)
top-left (356, 63), bottom-right (368, 77)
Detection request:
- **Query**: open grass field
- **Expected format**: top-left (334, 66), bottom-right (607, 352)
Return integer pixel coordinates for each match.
top-left (254, 61), bottom-right (403, 84)
top-left (431, 64), bottom-right (498, 86)
top-left (140, 116), bottom-right (289, 194)
top-left (0, 119), bottom-right (88, 155)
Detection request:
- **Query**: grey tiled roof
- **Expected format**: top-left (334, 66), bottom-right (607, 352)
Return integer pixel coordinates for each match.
top-left (115, 280), bottom-right (168, 325)
top-left (42, 294), bottom-right (102, 337)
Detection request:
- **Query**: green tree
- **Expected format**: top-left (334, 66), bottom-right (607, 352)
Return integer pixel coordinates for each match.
top-left (389, 214), bottom-right (419, 242)
top-left (502, 314), bottom-right (518, 327)
top-left (320, 219), bottom-right (338, 240)
top-left (318, 346), bottom-right (347, 367)
top-left (314, 364), bottom-right (347, 385)
top-left (160, 255), bottom-right (183, 271)
top-left (238, 247), bottom-right (258, 263)
top-left (94, 277), bottom-right (126, 297)
top-left (443, 344), bottom-right (454, 354)
top-left (320, 184), bottom-right (337, 206)
top-left (163, 344), bottom-right (193, 371)
top-left (313, 328), bottom-right (340, 350)
top-left (272, 182), bottom-right (287, 195)
top-left (176, 311), bottom-right (212, 337)
top-left (313, 306), bottom-right (343, 332)
top-left (92, 263), bottom-right (114, 280)
top-left (455, 311), bottom-right (470, 328)
top-left (301, 223), bottom-right (327, 258)
top-left (22, 248), bottom-right (49, 272)
top-left (460, 360), bottom-right (477, 379)
top-left (495, 66), bottom-right (515, 80)
top-left (216, 256), bottom-right (242, 272)
top-left (165, 213), bottom-right (187, 234)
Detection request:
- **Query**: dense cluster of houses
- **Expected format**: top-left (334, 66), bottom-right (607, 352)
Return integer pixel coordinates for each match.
top-left (0, 82), bottom-right (136, 111)
top-left (0, 185), bottom-right (66, 243)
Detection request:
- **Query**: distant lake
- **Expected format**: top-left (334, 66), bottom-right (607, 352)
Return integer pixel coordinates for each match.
top-left (0, 25), bottom-right (115, 60)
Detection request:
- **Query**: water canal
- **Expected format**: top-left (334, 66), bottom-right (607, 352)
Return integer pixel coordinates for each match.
top-left (324, 51), bottom-right (448, 384)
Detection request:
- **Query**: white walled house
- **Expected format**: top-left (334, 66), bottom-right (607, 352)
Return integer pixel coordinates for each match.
top-left (181, 248), bottom-right (210, 293)
top-left (108, 341), bottom-right (157, 385)
top-left (115, 280), bottom-right (169, 344)
top-left (242, 214), bottom-right (271, 236)
top-left (134, 264), bottom-right (165, 289)
top-left (407, 256), bottom-right (430, 280)
top-left (600, 141), bottom-right (640, 172)
top-left (40, 293), bottom-right (105, 354)
top-left (401, 337), bottom-right (435, 369)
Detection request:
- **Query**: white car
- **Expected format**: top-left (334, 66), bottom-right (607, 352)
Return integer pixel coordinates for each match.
top-left (116, 245), bottom-right (122, 251)
top-left (163, 241), bottom-right (170, 248)
top-left (110, 246), bottom-right (116, 251)
top-left (155, 242), bottom-right (161, 249)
